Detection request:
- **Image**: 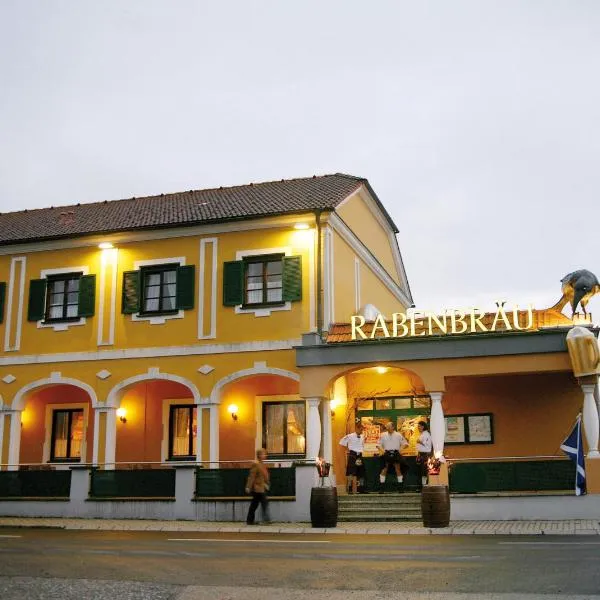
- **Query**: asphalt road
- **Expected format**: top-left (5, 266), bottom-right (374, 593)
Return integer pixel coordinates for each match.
top-left (1, 528), bottom-right (600, 599)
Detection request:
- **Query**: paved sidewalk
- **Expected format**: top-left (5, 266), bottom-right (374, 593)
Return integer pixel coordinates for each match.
top-left (0, 516), bottom-right (599, 535)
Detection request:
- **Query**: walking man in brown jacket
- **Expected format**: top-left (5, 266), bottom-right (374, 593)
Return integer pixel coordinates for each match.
top-left (245, 448), bottom-right (271, 525)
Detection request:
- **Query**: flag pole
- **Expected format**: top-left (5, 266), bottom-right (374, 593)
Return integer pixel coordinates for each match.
top-left (575, 414), bottom-right (581, 496)
top-left (553, 413), bottom-right (582, 456)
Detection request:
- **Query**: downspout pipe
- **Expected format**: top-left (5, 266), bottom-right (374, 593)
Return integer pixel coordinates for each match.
top-left (315, 209), bottom-right (323, 337)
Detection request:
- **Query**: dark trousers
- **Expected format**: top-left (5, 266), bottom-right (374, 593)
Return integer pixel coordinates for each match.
top-left (246, 492), bottom-right (270, 524)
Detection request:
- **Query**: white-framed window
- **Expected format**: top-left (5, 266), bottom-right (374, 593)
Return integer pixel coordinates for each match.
top-left (43, 402), bottom-right (88, 465)
top-left (161, 399), bottom-right (198, 462)
top-left (121, 257), bottom-right (195, 325)
top-left (256, 395), bottom-right (306, 459)
top-left (28, 266), bottom-right (93, 331)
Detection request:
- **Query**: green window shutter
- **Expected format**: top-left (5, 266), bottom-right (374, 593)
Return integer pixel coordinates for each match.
top-left (223, 261), bottom-right (244, 306)
top-left (282, 256), bottom-right (302, 302)
top-left (27, 279), bottom-right (47, 322)
top-left (176, 265), bottom-right (195, 310)
top-left (0, 282), bottom-right (6, 324)
top-left (78, 275), bottom-right (96, 317)
top-left (121, 270), bottom-right (141, 314)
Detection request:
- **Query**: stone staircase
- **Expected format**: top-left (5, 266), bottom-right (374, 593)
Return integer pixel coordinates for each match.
top-left (338, 492), bottom-right (422, 522)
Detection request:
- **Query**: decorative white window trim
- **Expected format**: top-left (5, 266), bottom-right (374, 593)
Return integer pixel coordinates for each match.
top-left (254, 393), bottom-right (304, 456)
top-left (160, 398), bottom-right (198, 464)
top-left (37, 266), bottom-right (89, 332)
top-left (131, 256), bottom-right (186, 325)
top-left (234, 246), bottom-right (292, 317)
top-left (43, 402), bottom-right (89, 466)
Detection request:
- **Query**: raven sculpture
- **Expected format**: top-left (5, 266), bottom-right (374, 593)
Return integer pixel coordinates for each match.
top-left (552, 269), bottom-right (600, 317)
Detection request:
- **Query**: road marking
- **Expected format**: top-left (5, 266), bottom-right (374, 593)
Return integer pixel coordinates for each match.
top-left (167, 538), bottom-right (330, 544)
top-left (499, 541), bottom-right (600, 546)
top-left (0, 534), bottom-right (22, 538)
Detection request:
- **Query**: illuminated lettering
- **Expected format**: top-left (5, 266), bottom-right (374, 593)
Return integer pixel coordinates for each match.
top-left (351, 315), bottom-right (368, 340)
top-left (512, 304), bottom-right (534, 331)
top-left (469, 308), bottom-right (488, 333)
top-left (450, 310), bottom-right (468, 334)
top-left (409, 311), bottom-right (426, 337)
top-left (426, 312), bottom-right (448, 335)
top-left (349, 299), bottom-right (536, 341)
top-left (370, 314), bottom-right (390, 339)
top-left (392, 312), bottom-right (409, 337)
top-left (491, 301), bottom-right (513, 331)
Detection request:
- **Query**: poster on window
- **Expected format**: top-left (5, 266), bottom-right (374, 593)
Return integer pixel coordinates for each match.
top-left (444, 416), bottom-right (466, 444)
top-left (397, 416), bottom-right (426, 455)
top-left (467, 415), bottom-right (493, 443)
top-left (361, 420), bottom-right (383, 455)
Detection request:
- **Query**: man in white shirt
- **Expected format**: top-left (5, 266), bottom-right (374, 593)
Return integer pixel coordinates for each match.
top-left (416, 420), bottom-right (433, 489)
top-left (376, 422), bottom-right (409, 493)
top-left (339, 422), bottom-right (367, 494)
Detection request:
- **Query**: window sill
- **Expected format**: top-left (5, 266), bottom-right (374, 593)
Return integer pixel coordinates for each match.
top-left (38, 318), bottom-right (86, 332)
top-left (235, 301), bottom-right (291, 317)
top-left (131, 310), bottom-right (184, 325)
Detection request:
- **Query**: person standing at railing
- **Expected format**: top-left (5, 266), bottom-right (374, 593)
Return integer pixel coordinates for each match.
top-left (416, 421), bottom-right (433, 490)
top-left (245, 448), bottom-right (271, 525)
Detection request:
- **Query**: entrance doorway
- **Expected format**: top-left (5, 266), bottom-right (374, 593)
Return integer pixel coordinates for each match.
top-left (357, 395), bottom-right (431, 491)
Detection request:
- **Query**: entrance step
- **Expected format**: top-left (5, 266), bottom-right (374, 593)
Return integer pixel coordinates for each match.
top-left (338, 514), bottom-right (421, 522)
top-left (338, 492), bottom-right (422, 522)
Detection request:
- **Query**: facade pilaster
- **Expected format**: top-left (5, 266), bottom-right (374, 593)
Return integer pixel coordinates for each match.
top-left (582, 383), bottom-right (600, 458)
top-left (429, 391), bottom-right (445, 458)
top-left (305, 397), bottom-right (322, 462)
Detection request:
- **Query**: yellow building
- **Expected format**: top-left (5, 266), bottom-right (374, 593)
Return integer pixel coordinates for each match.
top-left (1, 173), bottom-right (599, 523)
top-left (0, 174), bottom-right (411, 476)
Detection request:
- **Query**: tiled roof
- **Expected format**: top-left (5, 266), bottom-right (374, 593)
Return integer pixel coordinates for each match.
top-left (325, 308), bottom-right (576, 343)
top-left (0, 173), bottom-right (379, 245)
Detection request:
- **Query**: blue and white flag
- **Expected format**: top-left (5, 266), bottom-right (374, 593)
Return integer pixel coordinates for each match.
top-left (560, 414), bottom-right (586, 496)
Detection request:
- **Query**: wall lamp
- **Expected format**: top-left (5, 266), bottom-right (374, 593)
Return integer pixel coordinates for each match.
top-left (330, 398), bottom-right (340, 418)
top-left (98, 242), bottom-right (114, 250)
top-left (228, 404), bottom-right (239, 421)
top-left (116, 408), bottom-right (127, 423)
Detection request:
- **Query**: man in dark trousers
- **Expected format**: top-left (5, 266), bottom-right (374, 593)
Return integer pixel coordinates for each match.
top-left (245, 448), bottom-right (271, 524)
top-left (339, 422), bottom-right (368, 494)
top-left (377, 421), bottom-right (409, 493)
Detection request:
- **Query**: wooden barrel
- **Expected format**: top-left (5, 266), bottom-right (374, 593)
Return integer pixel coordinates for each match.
top-left (310, 486), bottom-right (338, 528)
top-left (421, 485), bottom-right (450, 528)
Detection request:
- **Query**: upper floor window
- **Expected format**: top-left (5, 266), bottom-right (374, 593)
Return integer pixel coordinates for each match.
top-left (50, 408), bottom-right (84, 462)
top-left (245, 255), bottom-right (283, 305)
top-left (141, 264), bottom-right (178, 314)
top-left (27, 271), bottom-right (96, 324)
top-left (223, 254), bottom-right (302, 308)
top-left (46, 273), bottom-right (81, 321)
top-left (121, 263), bottom-right (195, 316)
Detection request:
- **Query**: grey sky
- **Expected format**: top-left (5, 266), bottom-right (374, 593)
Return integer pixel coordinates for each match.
top-left (1, 1), bottom-right (599, 316)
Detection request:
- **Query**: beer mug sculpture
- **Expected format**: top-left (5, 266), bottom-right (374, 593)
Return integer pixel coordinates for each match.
top-left (566, 326), bottom-right (600, 378)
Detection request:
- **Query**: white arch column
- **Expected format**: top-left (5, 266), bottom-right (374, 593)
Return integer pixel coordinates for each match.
top-left (429, 391), bottom-right (445, 458)
top-left (92, 406), bottom-right (117, 468)
top-left (321, 398), bottom-right (333, 464)
top-left (305, 397), bottom-right (322, 462)
top-left (582, 383), bottom-right (600, 458)
top-left (209, 404), bottom-right (219, 467)
top-left (6, 409), bottom-right (22, 471)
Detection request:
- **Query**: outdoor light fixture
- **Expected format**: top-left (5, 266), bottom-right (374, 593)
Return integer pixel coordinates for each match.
top-left (376, 366), bottom-right (388, 374)
top-left (116, 408), bottom-right (127, 423)
top-left (293, 223), bottom-right (310, 230)
top-left (330, 398), bottom-right (340, 417)
top-left (98, 242), bottom-right (114, 249)
top-left (228, 404), bottom-right (239, 421)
